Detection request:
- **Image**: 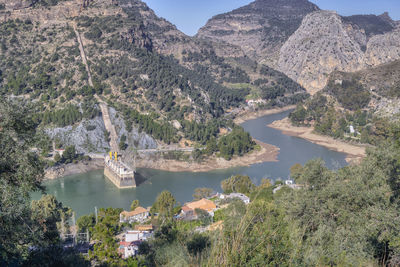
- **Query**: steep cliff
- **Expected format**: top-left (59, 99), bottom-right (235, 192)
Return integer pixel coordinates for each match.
top-left (197, 0), bottom-right (319, 66)
top-left (278, 11), bottom-right (400, 93)
top-left (198, 0), bottom-right (400, 95)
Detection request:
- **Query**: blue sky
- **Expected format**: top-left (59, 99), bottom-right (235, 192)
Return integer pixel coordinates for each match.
top-left (142, 0), bottom-right (400, 36)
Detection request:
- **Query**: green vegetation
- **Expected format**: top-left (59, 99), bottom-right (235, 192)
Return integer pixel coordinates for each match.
top-left (289, 92), bottom-right (399, 145)
top-left (151, 191), bottom-right (177, 220)
top-left (193, 188), bottom-right (214, 200)
top-left (326, 78), bottom-right (371, 110)
top-left (4, 100), bottom-right (400, 266)
top-left (0, 100), bottom-right (88, 266)
top-left (121, 105), bottom-right (178, 144)
top-left (221, 175), bottom-right (255, 195)
top-left (217, 127), bottom-right (256, 160)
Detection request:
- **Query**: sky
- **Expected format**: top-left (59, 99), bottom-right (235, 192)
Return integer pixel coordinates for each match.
top-left (141, 0), bottom-right (400, 36)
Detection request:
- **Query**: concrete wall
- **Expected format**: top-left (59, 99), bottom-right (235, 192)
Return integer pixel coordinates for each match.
top-left (104, 165), bottom-right (136, 188)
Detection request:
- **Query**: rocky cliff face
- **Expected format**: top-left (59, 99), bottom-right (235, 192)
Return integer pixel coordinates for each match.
top-left (277, 11), bottom-right (365, 94)
top-left (197, 0), bottom-right (319, 66)
top-left (278, 11), bottom-right (400, 93)
top-left (198, 0), bottom-right (400, 95)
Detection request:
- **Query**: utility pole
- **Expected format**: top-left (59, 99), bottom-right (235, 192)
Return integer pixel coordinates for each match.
top-left (95, 206), bottom-right (98, 225)
top-left (72, 211), bottom-right (76, 246)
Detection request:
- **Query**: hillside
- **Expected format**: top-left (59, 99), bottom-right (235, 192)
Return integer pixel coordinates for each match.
top-left (197, 0), bottom-right (319, 67)
top-left (0, 0), bottom-right (307, 164)
top-left (198, 0), bottom-right (400, 94)
top-left (287, 59), bottom-right (400, 145)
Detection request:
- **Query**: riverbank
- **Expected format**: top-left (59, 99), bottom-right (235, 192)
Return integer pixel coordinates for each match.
top-left (44, 159), bottom-right (104, 180)
top-left (268, 118), bottom-right (367, 163)
top-left (234, 105), bottom-right (296, 124)
top-left (135, 139), bottom-right (279, 172)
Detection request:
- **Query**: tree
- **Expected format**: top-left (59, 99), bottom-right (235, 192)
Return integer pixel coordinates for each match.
top-left (119, 134), bottom-right (128, 150)
top-left (221, 175), bottom-right (255, 195)
top-left (62, 145), bottom-right (76, 164)
top-left (0, 100), bottom-right (83, 265)
top-left (290, 163), bottom-right (303, 181)
top-left (77, 214), bottom-right (96, 233)
top-left (54, 152), bottom-right (61, 163)
top-left (151, 191), bottom-right (176, 220)
top-left (130, 199), bottom-right (139, 211)
top-left (193, 187), bottom-right (214, 200)
top-left (31, 195), bottom-right (72, 247)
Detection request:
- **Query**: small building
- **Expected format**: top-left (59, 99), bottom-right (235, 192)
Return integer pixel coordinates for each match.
top-left (220, 193), bottom-right (250, 204)
top-left (285, 179), bottom-right (294, 185)
top-left (119, 241), bottom-right (141, 258)
top-left (119, 229), bottom-right (153, 258)
top-left (349, 125), bottom-right (355, 134)
top-left (180, 198), bottom-right (217, 220)
top-left (125, 230), bottom-right (152, 242)
top-left (120, 207), bottom-right (149, 223)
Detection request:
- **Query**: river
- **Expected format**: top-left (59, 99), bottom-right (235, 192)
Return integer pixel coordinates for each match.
top-left (33, 110), bottom-right (347, 217)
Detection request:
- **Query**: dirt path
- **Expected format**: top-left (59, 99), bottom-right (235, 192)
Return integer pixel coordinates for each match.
top-left (73, 23), bottom-right (119, 152)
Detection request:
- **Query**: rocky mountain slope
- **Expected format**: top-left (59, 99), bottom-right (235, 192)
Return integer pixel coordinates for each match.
top-left (0, 0), bottom-right (307, 155)
top-left (198, 0), bottom-right (400, 94)
top-left (197, 0), bottom-right (319, 67)
top-left (278, 11), bottom-right (400, 94)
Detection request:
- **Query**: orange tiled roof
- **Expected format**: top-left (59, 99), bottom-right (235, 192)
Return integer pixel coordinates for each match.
top-left (184, 198), bottom-right (216, 212)
top-left (135, 225), bottom-right (154, 231)
top-left (121, 207), bottom-right (148, 217)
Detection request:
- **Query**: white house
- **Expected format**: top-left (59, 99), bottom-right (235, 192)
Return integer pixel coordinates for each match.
top-left (120, 207), bottom-right (149, 223)
top-left (125, 230), bottom-right (152, 242)
top-left (119, 241), bottom-right (140, 258)
top-left (119, 230), bottom-right (153, 258)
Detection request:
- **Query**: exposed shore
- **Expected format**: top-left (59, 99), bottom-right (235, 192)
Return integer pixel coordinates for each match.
top-left (268, 118), bottom-right (367, 163)
top-left (234, 105), bottom-right (296, 124)
top-left (44, 140), bottom-right (279, 178)
top-left (44, 159), bottom-right (104, 180)
top-left (135, 139), bottom-right (279, 172)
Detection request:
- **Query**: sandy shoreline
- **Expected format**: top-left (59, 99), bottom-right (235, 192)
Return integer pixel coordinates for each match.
top-left (44, 159), bottom-right (104, 180)
top-left (234, 105), bottom-right (296, 124)
top-left (44, 140), bottom-right (279, 178)
top-left (268, 117), bottom-right (367, 163)
top-left (135, 139), bottom-right (279, 172)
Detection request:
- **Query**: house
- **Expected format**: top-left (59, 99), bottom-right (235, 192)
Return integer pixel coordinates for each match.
top-left (220, 193), bottom-right (250, 204)
top-left (119, 229), bottom-right (153, 258)
top-left (125, 230), bottom-right (152, 242)
top-left (119, 241), bottom-right (141, 258)
top-left (180, 198), bottom-right (217, 220)
top-left (120, 207), bottom-right (149, 223)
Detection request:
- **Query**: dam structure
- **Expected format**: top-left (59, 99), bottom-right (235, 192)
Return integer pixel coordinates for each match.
top-left (104, 153), bottom-right (136, 188)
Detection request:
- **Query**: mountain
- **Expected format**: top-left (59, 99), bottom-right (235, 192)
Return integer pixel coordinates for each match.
top-left (0, 0), bottom-right (307, 154)
top-left (197, 0), bottom-right (319, 67)
top-left (198, 0), bottom-right (400, 94)
top-left (278, 10), bottom-right (400, 93)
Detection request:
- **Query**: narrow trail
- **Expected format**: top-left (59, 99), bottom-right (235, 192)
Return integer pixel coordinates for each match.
top-left (73, 23), bottom-right (119, 153)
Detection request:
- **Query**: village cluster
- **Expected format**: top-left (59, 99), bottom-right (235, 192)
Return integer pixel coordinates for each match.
top-left (117, 192), bottom-right (251, 258)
